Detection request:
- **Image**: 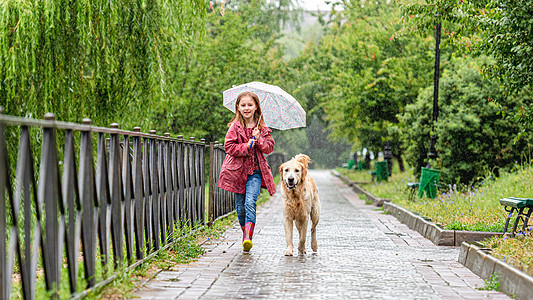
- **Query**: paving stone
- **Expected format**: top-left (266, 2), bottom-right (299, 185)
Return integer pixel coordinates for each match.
top-left (134, 170), bottom-right (510, 299)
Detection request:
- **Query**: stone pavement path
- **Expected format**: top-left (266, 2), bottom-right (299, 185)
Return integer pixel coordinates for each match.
top-left (134, 170), bottom-right (510, 299)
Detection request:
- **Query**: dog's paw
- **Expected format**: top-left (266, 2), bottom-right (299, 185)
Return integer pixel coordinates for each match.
top-left (298, 248), bottom-right (306, 255)
top-left (285, 249), bottom-right (293, 256)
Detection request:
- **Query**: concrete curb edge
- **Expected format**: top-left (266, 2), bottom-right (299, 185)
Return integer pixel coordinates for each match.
top-left (331, 170), bottom-right (501, 246)
top-left (332, 170), bottom-right (391, 207)
top-left (459, 242), bottom-right (533, 300)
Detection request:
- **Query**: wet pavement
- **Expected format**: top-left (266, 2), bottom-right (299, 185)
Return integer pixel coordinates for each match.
top-left (134, 170), bottom-right (510, 299)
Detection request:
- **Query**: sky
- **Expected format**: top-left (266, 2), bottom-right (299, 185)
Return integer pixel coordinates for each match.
top-left (298, 0), bottom-right (335, 11)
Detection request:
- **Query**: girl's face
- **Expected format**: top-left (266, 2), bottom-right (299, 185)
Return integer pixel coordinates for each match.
top-left (238, 96), bottom-right (257, 122)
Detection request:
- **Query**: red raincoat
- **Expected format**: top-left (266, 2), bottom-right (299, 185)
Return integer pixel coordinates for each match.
top-left (218, 121), bottom-right (277, 196)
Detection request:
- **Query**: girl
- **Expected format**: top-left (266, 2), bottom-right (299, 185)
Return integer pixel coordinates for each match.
top-left (218, 91), bottom-right (276, 252)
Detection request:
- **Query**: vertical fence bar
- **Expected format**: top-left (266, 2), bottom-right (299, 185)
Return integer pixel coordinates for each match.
top-left (96, 132), bottom-right (111, 274)
top-left (189, 137), bottom-right (196, 225)
top-left (177, 136), bottom-right (185, 225)
top-left (122, 133), bottom-right (134, 262)
top-left (16, 126), bottom-right (40, 300)
top-left (149, 130), bottom-right (160, 250)
top-left (157, 136), bottom-right (167, 244)
top-left (0, 112), bottom-right (15, 300)
top-left (142, 136), bottom-right (152, 253)
top-left (183, 140), bottom-right (190, 227)
top-left (132, 127), bottom-right (145, 259)
top-left (171, 140), bottom-right (179, 228)
top-left (208, 142), bottom-right (215, 225)
top-left (109, 123), bottom-right (124, 267)
top-left (39, 113), bottom-right (64, 295)
top-left (79, 119), bottom-right (98, 288)
top-left (63, 129), bottom-right (81, 293)
top-left (200, 139), bottom-right (206, 225)
top-left (164, 133), bottom-right (173, 237)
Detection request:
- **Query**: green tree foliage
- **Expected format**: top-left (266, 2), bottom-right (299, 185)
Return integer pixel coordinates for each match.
top-left (299, 0), bottom-right (434, 161)
top-left (152, 2), bottom-right (288, 142)
top-left (0, 0), bottom-right (206, 129)
top-left (400, 0), bottom-right (532, 91)
top-left (400, 56), bottom-right (533, 183)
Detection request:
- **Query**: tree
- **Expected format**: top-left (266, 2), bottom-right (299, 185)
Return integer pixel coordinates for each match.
top-left (400, 0), bottom-right (533, 92)
top-left (300, 0), bottom-right (435, 167)
top-left (0, 0), bottom-right (207, 130)
top-left (400, 56), bottom-right (533, 183)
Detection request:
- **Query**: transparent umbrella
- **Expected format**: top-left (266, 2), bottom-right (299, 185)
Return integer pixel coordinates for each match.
top-left (222, 81), bottom-right (306, 130)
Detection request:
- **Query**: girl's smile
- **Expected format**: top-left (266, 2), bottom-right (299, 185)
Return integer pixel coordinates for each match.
top-left (238, 96), bottom-right (257, 123)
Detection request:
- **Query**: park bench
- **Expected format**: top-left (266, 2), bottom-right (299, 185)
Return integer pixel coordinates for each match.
top-left (499, 197), bottom-right (533, 237)
top-left (407, 182), bottom-right (419, 201)
top-left (370, 171), bottom-right (376, 182)
top-left (406, 182), bottom-right (442, 201)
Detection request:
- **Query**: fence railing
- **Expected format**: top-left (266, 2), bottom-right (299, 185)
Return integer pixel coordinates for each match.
top-left (0, 110), bottom-right (234, 299)
top-left (208, 142), bottom-right (235, 223)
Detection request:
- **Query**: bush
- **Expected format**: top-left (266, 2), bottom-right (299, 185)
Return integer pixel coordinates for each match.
top-left (400, 57), bottom-right (533, 184)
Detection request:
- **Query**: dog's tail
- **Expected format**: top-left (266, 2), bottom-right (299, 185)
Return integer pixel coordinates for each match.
top-left (294, 154), bottom-right (311, 169)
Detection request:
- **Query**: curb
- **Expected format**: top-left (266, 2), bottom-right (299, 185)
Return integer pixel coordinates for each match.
top-left (332, 169), bottom-right (502, 246)
top-left (459, 242), bottom-right (533, 300)
top-left (383, 202), bottom-right (501, 246)
top-left (332, 170), bottom-right (391, 206)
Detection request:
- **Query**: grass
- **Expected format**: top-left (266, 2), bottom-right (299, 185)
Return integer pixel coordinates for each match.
top-left (481, 232), bottom-right (533, 277)
top-left (83, 217), bottom-right (235, 299)
top-left (337, 161), bottom-right (533, 232)
top-left (479, 273), bottom-right (500, 291)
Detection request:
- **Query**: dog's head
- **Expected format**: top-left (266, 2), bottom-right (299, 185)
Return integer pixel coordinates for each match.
top-left (279, 154), bottom-right (311, 190)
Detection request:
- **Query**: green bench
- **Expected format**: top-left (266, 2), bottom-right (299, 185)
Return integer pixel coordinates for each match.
top-left (499, 197), bottom-right (533, 237)
top-left (370, 171), bottom-right (376, 182)
top-left (407, 182), bottom-right (419, 201)
top-left (406, 182), bottom-right (442, 201)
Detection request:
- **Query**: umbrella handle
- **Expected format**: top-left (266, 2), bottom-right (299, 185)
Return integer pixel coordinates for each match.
top-left (249, 136), bottom-right (254, 149)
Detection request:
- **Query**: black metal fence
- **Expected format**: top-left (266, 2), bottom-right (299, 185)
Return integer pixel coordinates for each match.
top-left (208, 142), bottom-right (235, 223)
top-left (0, 111), bottom-right (234, 299)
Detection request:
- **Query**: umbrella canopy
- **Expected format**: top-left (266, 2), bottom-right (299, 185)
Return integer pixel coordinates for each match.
top-left (222, 81), bottom-right (306, 130)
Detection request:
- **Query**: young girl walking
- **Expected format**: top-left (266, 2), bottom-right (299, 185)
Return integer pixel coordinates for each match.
top-left (218, 91), bottom-right (277, 252)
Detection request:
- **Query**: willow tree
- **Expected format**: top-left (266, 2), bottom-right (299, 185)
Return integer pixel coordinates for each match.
top-left (0, 0), bottom-right (206, 129)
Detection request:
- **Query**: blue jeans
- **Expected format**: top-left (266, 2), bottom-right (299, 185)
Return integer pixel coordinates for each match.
top-left (235, 170), bottom-right (262, 226)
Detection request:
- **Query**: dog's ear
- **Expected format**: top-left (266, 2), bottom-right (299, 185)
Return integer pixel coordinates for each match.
top-left (294, 154), bottom-right (311, 169)
top-left (279, 163), bottom-right (284, 181)
top-left (300, 162), bottom-right (307, 182)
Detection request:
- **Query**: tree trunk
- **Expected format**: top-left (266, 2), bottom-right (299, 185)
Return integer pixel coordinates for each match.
top-left (394, 145), bottom-right (405, 172)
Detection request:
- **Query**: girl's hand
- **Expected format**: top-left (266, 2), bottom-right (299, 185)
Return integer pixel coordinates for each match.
top-left (252, 127), bottom-right (260, 139)
top-left (248, 139), bottom-right (255, 148)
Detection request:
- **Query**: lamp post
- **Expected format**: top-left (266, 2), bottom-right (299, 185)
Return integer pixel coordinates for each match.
top-left (427, 19), bottom-right (441, 167)
top-left (383, 141), bottom-right (393, 176)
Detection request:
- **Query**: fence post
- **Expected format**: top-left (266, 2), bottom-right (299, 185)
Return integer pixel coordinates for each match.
top-left (132, 127), bottom-right (145, 259)
top-left (109, 123), bottom-right (124, 267)
top-left (0, 107), bottom-right (14, 300)
top-left (149, 130), bottom-right (160, 250)
top-left (208, 142), bottom-right (215, 226)
top-left (40, 113), bottom-right (64, 296)
top-left (200, 139), bottom-right (206, 225)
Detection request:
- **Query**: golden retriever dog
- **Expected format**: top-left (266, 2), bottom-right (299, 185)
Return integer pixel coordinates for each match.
top-left (279, 154), bottom-right (320, 256)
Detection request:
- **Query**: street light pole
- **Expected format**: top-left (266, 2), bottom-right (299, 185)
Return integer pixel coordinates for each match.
top-left (427, 21), bottom-right (441, 165)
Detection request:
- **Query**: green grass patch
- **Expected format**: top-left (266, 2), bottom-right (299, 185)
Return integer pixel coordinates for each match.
top-left (82, 217), bottom-right (235, 299)
top-left (336, 167), bottom-right (372, 182)
top-left (481, 233), bottom-right (533, 277)
top-left (479, 273), bottom-right (500, 291)
top-left (340, 162), bottom-right (533, 232)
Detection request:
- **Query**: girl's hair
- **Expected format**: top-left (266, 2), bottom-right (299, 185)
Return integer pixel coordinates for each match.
top-left (227, 91), bottom-right (266, 129)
